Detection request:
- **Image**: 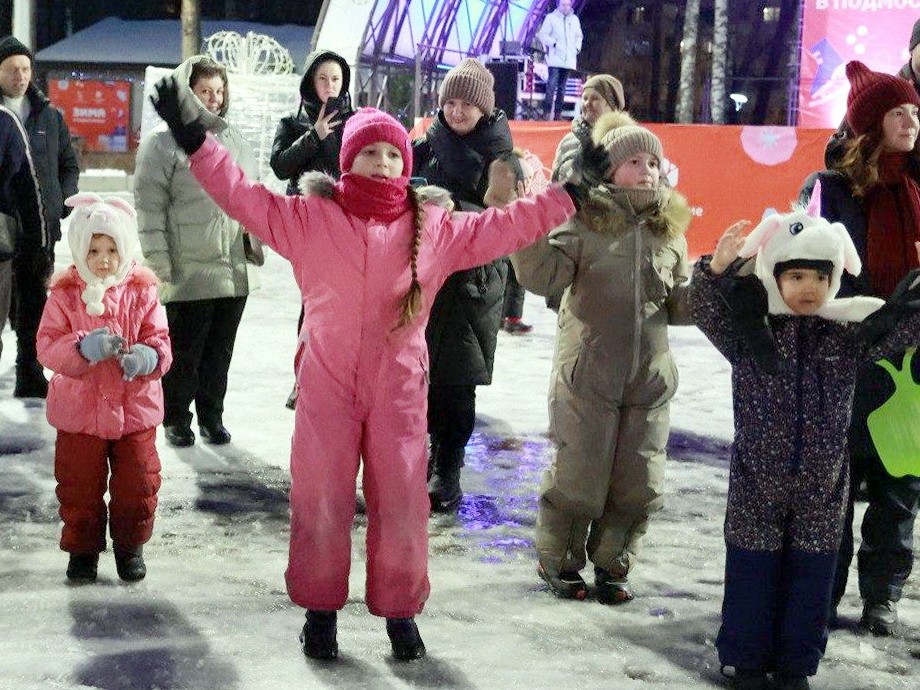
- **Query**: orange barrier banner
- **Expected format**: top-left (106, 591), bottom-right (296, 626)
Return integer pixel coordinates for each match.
top-left (412, 119), bottom-right (834, 257)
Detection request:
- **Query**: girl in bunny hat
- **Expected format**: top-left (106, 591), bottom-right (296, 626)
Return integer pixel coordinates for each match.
top-left (688, 186), bottom-right (920, 690)
top-left (36, 193), bottom-right (172, 584)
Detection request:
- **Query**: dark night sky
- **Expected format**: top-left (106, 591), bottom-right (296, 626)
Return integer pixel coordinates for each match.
top-left (25, 1), bottom-right (323, 50)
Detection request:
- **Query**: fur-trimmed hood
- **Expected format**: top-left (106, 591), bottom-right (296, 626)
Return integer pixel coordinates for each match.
top-left (579, 183), bottom-right (692, 239)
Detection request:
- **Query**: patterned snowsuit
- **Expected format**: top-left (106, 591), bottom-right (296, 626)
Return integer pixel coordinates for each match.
top-left (689, 260), bottom-right (920, 677)
top-left (187, 136), bottom-right (575, 617)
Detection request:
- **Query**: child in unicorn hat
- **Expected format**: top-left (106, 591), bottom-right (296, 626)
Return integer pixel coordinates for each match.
top-left (688, 182), bottom-right (920, 690)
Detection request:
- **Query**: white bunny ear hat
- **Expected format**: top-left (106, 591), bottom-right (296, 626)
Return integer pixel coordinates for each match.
top-left (738, 179), bottom-right (883, 322)
top-left (65, 192), bottom-right (140, 316)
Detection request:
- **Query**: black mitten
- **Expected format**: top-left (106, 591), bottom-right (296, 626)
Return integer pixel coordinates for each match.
top-left (150, 76), bottom-right (207, 155)
top-left (859, 269), bottom-right (920, 345)
top-left (719, 272), bottom-right (781, 374)
top-left (562, 181), bottom-right (589, 211)
top-left (573, 136), bottom-right (609, 189)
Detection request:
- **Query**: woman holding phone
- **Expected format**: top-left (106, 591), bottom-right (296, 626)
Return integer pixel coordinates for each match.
top-left (270, 50), bottom-right (354, 408)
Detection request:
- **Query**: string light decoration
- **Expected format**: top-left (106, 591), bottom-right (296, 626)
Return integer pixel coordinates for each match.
top-left (204, 31), bottom-right (295, 75)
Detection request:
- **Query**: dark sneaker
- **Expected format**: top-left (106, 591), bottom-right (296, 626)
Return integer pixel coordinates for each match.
top-left (502, 317), bottom-right (533, 334)
top-left (300, 610), bottom-right (338, 660)
top-left (734, 669), bottom-right (770, 690)
top-left (861, 600), bottom-right (898, 636)
top-left (164, 424), bottom-right (195, 447)
top-left (386, 617), bottom-right (426, 661)
top-left (595, 567), bottom-right (635, 605)
top-left (114, 547), bottom-right (146, 582)
top-left (537, 563), bottom-right (588, 600)
top-left (66, 553), bottom-right (99, 582)
top-left (199, 423), bottom-right (231, 445)
top-left (776, 675), bottom-right (810, 690)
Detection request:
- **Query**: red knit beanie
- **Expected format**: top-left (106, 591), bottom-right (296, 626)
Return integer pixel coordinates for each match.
top-left (339, 107), bottom-right (413, 174)
top-left (845, 60), bottom-right (920, 136)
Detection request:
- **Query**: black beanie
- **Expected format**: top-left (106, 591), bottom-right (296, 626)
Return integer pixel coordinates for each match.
top-left (0, 36), bottom-right (33, 65)
top-left (911, 18), bottom-right (920, 52)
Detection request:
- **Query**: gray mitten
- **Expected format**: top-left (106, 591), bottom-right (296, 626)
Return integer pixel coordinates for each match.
top-left (119, 344), bottom-right (158, 381)
top-left (79, 327), bottom-right (127, 363)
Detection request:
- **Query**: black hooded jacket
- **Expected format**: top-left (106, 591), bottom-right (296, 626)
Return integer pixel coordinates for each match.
top-left (270, 50), bottom-right (355, 195)
top-left (412, 110), bottom-right (514, 386)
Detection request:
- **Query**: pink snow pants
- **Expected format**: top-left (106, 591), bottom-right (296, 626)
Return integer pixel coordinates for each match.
top-left (284, 364), bottom-right (431, 618)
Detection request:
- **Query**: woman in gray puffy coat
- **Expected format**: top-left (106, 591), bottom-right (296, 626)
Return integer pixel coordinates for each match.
top-left (134, 55), bottom-right (258, 448)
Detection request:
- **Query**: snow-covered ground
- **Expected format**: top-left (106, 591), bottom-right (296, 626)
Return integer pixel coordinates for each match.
top-left (0, 214), bottom-right (917, 690)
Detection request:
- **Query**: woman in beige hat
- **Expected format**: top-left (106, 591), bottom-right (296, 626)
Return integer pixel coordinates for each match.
top-left (412, 57), bottom-right (514, 513)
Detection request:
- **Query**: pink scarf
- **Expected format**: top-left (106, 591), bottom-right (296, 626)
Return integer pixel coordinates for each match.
top-left (334, 173), bottom-right (411, 222)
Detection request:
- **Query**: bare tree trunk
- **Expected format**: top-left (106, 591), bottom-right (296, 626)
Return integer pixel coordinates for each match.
top-left (710, 0), bottom-right (728, 123)
top-left (181, 0), bottom-right (201, 61)
top-left (675, 0), bottom-right (701, 123)
top-left (752, 0), bottom-right (797, 124)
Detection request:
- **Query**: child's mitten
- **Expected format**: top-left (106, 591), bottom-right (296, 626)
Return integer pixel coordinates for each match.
top-left (859, 269), bottom-right (920, 345)
top-left (720, 273), bottom-right (781, 374)
top-left (575, 136), bottom-right (610, 189)
top-left (118, 344), bottom-right (158, 381)
top-left (79, 327), bottom-right (127, 363)
top-left (150, 76), bottom-right (207, 155)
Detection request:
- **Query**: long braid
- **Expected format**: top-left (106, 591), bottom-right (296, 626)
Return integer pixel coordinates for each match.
top-left (396, 186), bottom-right (424, 328)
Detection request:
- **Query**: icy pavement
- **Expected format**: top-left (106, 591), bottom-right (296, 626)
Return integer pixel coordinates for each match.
top-left (1, 242), bottom-right (918, 689)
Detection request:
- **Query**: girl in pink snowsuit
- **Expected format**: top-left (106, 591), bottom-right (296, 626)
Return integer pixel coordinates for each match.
top-left (151, 83), bottom-right (576, 660)
top-left (37, 193), bottom-right (171, 584)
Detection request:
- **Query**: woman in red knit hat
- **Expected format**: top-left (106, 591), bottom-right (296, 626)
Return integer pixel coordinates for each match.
top-left (800, 60), bottom-right (920, 637)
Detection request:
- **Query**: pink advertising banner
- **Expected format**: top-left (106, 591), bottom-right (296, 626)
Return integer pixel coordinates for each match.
top-left (798, 1), bottom-right (918, 128)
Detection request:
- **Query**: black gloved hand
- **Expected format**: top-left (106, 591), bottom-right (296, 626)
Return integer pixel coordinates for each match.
top-left (563, 181), bottom-right (589, 211)
top-left (575, 136), bottom-right (610, 189)
top-left (150, 76), bottom-right (207, 155)
top-left (859, 268), bottom-right (920, 346)
top-left (719, 272), bottom-right (780, 374)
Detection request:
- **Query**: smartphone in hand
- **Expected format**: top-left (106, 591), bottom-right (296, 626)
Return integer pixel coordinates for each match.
top-left (323, 95), bottom-right (346, 114)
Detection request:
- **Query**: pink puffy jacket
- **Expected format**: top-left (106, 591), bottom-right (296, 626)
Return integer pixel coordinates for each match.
top-left (37, 263), bottom-right (172, 440)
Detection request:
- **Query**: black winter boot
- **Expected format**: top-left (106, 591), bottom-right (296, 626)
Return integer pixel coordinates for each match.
top-left (427, 447), bottom-right (464, 513)
top-left (300, 610), bottom-right (338, 660)
top-left (861, 599), bottom-right (898, 636)
top-left (14, 361), bottom-right (48, 398)
top-left (733, 669), bottom-right (770, 690)
top-left (537, 563), bottom-right (588, 600)
top-left (386, 617), bottom-right (426, 660)
top-left (114, 546), bottom-right (146, 582)
top-left (776, 675), bottom-right (810, 690)
top-left (66, 553), bottom-right (99, 582)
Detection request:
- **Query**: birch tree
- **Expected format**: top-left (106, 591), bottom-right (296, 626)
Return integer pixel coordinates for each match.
top-left (675, 0), bottom-right (701, 123)
top-left (182, 0), bottom-right (201, 60)
top-left (710, 0), bottom-right (728, 123)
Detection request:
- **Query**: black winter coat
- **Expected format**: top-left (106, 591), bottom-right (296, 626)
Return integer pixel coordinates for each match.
top-left (19, 84), bottom-right (80, 247)
top-left (0, 106), bottom-right (44, 259)
top-left (413, 110), bottom-right (513, 385)
top-left (269, 50), bottom-right (354, 195)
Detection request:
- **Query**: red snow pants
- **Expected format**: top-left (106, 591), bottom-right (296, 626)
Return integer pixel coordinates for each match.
top-left (284, 382), bottom-right (432, 618)
top-left (54, 428), bottom-right (161, 554)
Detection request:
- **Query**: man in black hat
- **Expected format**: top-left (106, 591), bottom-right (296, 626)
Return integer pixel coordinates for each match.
top-left (0, 105), bottom-right (44, 371)
top-left (898, 17), bottom-right (920, 94)
top-left (0, 36), bottom-right (80, 397)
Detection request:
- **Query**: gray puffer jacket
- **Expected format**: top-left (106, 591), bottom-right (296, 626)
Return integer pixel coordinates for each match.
top-left (134, 56), bottom-right (258, 303)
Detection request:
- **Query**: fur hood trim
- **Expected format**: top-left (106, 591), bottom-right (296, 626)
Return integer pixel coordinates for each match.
top-left (579, 184), bottom-right (692, 239)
